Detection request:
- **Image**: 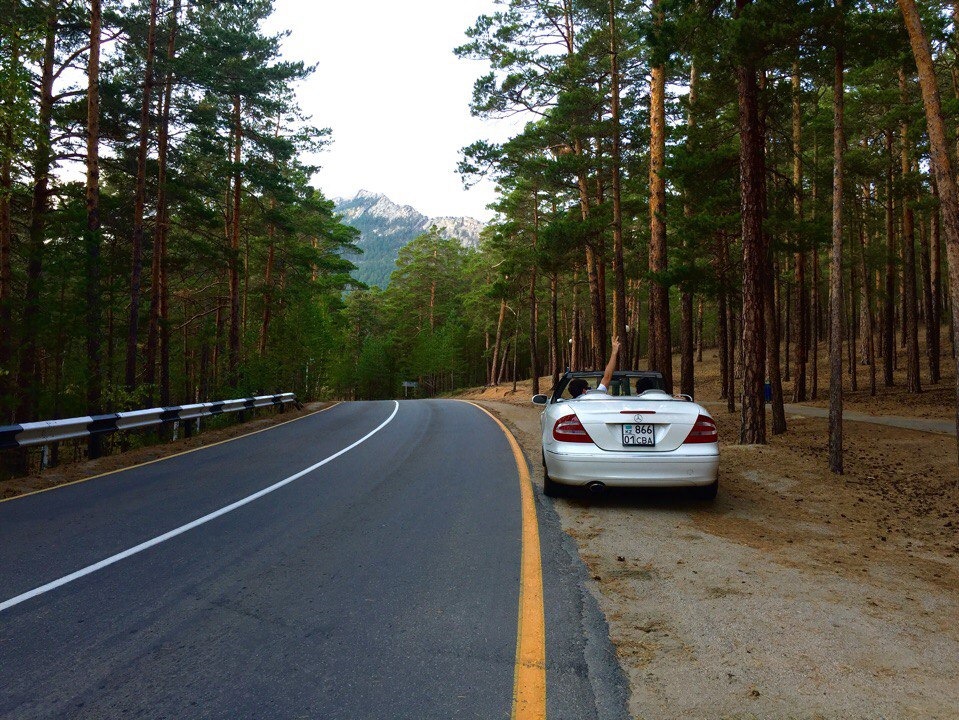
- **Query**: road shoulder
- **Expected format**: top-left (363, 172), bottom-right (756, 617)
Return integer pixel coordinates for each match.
top-left (475, 397), bottom-right (959, 720)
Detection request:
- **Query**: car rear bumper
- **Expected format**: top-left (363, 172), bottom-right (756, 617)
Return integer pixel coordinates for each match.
top-left (544, 446), bottom-right (719, 487)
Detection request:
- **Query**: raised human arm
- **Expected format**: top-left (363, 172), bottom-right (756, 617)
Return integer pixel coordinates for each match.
top-left (599, 337), bottom-right (621, 390)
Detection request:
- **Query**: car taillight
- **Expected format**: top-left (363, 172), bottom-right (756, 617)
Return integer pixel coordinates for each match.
top-left (684, 414), bottom-right (718, 444)
top-left (553, 414), bottom-right (594, 443)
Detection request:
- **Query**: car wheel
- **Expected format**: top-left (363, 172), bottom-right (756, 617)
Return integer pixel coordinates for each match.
top-left (693, 478), bottom-right (718, 500)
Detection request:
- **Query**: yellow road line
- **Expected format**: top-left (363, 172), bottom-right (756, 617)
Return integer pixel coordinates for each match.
top-left (0, 402), bottom-right (341, 505)
top-left (466, 401), bottom-right (546, 720)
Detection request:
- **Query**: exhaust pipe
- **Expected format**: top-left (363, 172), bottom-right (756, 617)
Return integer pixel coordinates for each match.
top-left (586, 481), bottom-right (606, 495)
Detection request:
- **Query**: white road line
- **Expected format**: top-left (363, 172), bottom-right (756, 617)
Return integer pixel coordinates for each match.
top-left (0, 401), bottom-right (400, 613)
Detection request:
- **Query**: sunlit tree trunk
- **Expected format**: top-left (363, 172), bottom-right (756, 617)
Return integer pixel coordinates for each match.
top-left (648, 0), bottom-right (672, 392)
top-left (898, 0), bottom-right (959, 459)
top-left (608, 0), bottom-right (627, 369)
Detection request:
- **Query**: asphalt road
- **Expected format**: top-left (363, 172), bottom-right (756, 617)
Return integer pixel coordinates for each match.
top-left (0, 400), bottom-right (627, 719)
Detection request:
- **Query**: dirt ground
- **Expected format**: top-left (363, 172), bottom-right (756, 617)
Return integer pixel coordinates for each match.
top-left (462, 353), bottom-right (959, 719)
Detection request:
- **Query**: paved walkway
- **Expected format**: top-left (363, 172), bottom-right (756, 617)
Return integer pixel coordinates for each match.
top-left (781, 404), bottom-right (956, 436)
top-left (702, 401), bottom-right (956, 436)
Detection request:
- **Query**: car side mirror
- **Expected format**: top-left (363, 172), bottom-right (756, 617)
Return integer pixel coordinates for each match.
top-left (531, 394), bottom-right (548, 405)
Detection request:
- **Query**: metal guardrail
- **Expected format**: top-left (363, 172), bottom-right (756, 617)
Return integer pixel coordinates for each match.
top-left (0, 393), bottom-right (298, 451)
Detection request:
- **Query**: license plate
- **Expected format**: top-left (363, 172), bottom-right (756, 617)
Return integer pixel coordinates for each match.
top-left (622, 423), bottom-right (655, 446)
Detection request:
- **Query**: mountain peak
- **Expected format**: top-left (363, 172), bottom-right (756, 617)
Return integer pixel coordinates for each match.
top-left (334, 191), bottom-right (485, 288)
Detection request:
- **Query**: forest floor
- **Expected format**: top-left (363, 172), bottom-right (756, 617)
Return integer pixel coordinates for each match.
top-left (459, 347), bottom-right (959, 719)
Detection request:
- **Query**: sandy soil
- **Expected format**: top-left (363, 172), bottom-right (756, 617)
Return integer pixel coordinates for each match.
top-left (462, 367), bottom-right (959, 719)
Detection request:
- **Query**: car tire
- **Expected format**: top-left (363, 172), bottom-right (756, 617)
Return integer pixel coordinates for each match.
top-left (693, 478), bottom-right (718, 501)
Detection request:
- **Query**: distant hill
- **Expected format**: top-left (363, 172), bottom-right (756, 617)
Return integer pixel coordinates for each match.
top-left (334, 190), bottom-right (485, 289)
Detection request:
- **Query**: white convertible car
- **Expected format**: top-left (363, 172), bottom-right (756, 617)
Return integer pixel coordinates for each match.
top-left (533, 371), bottom-right (719, 499)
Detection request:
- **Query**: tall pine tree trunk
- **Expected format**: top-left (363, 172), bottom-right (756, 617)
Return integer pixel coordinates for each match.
top-left (491, 299), bottom-right (506, 385)
top-left (859, 187), bottom-right (877, 396)
top-left (550, 274), bottom-right (559, 384)
top-left (608, 0), bottom-right (627, 367)
top-left (898, 0), bottom-right (959, 460)
top-left (146, 0), bottom-right (178, 406)
top-left (883, 130), bottom-right (897, 386)
top-left (229, 93), bottom-right (242, 387)
top-left (0, 14), bottom-right (19, 423)
top-left (680, 60), bottom-right (698, 398)
top-left (792, 60), bottom-right (808, 402)
top-left (648, 0), bottom-right (672, 392)
top-left (85, 0), bottom-right (103, 454)
top-left (930, 176), bottom-right (942, 383)
top-left (828, 0), bottom-right (845, 474)
top-left (735, 0), bottom-right (766, 443)
top-left (899, 70), bottom-right (922, 393)
top-left (18, 3), bottom-right (58, 422)
top-left (125, 0), bottom-right (158, 392)
top-left (530, 193), bottom-right (540, 394)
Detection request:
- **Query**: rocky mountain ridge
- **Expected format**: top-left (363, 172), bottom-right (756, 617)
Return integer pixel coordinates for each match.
top-left (334, 190), bottom-right (484, 288)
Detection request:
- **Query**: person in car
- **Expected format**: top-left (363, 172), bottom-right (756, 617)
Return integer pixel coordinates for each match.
top-left (569, 337), bottom-right (621, 398)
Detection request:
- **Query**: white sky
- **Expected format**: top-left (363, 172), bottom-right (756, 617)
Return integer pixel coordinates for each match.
top-left (264, 0), bottom-right (524, 222)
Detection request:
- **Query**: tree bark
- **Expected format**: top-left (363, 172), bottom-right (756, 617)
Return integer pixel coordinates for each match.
top-left (229, 93), bottom-right (242, 387)
top-left (550, 274), bottom-right (559, 384)
top-left (491, 299), bottom-right (507, 385)
top-left (898, 0), bottom-right (959, 460)
top-left (930, 176), bottom-right (942, 384)
top-left (648, 0), bottom-right (672, 392)
top-left (681, 60), bottom-right (698, 398)
top-left (735, 0), bottom-right (766, 443)
top-left (529, 190), bottom-right (541, 393)
top-left (828, 0), bottom-right (845, 474)
top-left (859, 185), bottom-right (877, 396)
top-left (883, 129), bottom-right (897, 386)
top-left (791, 60), bottom-right (808, 402)
top-left (146, 0), bottom-right (178, 406)
top-left (18, 3), bottom-right (58, 422)
top-left (125, 0), bottom-right (158, 391)
top-left (85, 0), bottom-right (103, 454)
top-left (899, 70), bottom-right (922, 394)
top-left (766, 261), bottom-right (787, 434)
top-left (0, 15), bottom-right (19, 422)
top-left (608, 0), bottom-right (628, 369)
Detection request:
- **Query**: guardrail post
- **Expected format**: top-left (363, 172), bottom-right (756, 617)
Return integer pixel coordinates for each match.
top-left (88, 433), bottom-right (103, 460)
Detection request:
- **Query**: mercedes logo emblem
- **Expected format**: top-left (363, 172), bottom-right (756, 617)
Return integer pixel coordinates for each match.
top-left (633, 414), bottom-right (643, 423)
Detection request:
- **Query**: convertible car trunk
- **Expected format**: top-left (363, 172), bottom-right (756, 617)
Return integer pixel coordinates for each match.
top-left (571, 394), bottom-right (700, 452)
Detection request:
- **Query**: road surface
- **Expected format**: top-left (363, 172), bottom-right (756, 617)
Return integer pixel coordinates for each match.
top-left (0, 400), bottom-right (627, 719)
